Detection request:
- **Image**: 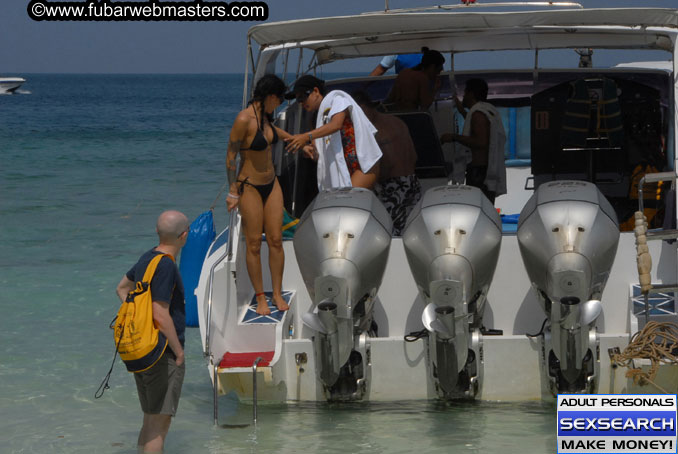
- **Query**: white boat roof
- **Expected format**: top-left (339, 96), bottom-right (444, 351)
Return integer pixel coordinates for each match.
top-left (249, 8), bottom-right (678, 62)
top-left (615, 60), bottom-right (673, 71)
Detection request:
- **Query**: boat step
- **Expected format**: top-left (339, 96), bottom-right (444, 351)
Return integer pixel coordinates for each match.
top-left (240, 290), bottom-right (294, 325)
top-left (219, 350), bottom-right (274, 369)
top-left (646, 229), bottom-right (678, 241)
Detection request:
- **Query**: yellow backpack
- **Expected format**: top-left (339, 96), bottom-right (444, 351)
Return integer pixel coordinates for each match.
top-left (114, 253), bottom-right (169, 373)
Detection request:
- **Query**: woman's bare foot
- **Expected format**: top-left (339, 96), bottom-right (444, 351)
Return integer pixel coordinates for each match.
top-left (255, 293), bottom-right (271, 315)
top-left (273, 294), bottom-right (289, 311)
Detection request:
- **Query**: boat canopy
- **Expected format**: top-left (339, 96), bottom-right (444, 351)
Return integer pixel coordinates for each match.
top-left (246, 7), bottom-right (678, 182)
top-left (249, 8), bottom-right (678, 61)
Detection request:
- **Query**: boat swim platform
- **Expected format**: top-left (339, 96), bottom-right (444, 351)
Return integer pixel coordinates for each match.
top-left (207, 237), bottom-right (678, 402)
top-left (216, 290), bottom-right (295, 375)
top-left (214, 332), bottom-right (675, 403)
top-left (214, 281), bottom-right (678, 401)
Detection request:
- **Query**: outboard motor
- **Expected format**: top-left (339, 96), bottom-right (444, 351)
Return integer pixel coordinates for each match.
top-left (517, 180), bottom-right (619, 394)
top-left (294, 188), bottom-right (392, 400)
top-left (403, 185), bottom-right (502, 399)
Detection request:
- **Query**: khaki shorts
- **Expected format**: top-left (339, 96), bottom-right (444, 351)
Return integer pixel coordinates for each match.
top-left (134, 350), bottom-right (185, 416)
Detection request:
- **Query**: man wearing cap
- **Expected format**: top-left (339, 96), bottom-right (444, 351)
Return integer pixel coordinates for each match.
top-left (284, 75), bottom-right (382, 191)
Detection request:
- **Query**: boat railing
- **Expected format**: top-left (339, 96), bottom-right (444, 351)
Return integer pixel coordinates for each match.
top-left (204, 206), bottom-right (239, 360)
top-left (638, 171), bottom-right (678, 216)
top-left (375, 1), bottom-right (582, 14)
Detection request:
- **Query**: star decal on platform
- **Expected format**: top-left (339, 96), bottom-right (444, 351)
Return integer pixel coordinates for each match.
top-left (242, 291), bottom-right (293, 324)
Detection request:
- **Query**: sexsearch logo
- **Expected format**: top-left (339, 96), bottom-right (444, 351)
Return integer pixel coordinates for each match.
top-left (557, 394), bottom-right (677, 453)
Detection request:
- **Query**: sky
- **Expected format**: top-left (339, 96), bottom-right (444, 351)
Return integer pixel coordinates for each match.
top-left (1, 0), bottom-right (676, 74)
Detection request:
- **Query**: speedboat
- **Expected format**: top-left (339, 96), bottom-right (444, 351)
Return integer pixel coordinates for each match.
top-left (0, 77), bottom-right (25, 94)
top-left (196, 2), bottom-right (678, 409)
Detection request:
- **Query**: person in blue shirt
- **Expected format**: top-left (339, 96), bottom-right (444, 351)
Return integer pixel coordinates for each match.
top-left (369, 53), bottom-right (422, 76)
top-left (116, 210), bottom-right (189, 454)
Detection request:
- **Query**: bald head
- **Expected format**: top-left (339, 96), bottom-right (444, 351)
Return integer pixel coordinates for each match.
top-left (156, 210), bottom-right (190, 244)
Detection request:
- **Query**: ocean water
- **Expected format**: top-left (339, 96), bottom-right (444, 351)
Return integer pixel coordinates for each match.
top-left (0, 74), bottom-right (556, 453)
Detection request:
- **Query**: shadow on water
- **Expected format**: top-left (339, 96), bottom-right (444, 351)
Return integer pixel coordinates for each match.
top-left (219, 423), bottom-right (251, 429)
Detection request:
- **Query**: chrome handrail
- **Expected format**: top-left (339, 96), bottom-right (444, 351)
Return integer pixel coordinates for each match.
top-left (638, 171), bottom-right (677, 213)
top-left (213, 358), bottom-right (219, 426)
top-left (204, 208), bottom-right (239, 359)
top-left (376, 1), bottom-right (583, 14)
top-left (253, 356), bottom-right (263, 424)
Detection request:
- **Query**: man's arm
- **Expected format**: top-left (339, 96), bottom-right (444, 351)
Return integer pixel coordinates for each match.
top-left (116, 275), bottom-right (135, 303)
top-left (369, 64), bottom-right (388, 77)
top-left (369, 55), bottom-right (396, 77)
top-left (285, 109), bottom-right (347, 152)
top-left (152, 300), bottom-right (184, 366)
top-left (450, 111), bottom-right (490, 151)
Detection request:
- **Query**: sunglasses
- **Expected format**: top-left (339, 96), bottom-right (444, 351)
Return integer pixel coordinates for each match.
top-left (296, 90), bottom-right (312, 103)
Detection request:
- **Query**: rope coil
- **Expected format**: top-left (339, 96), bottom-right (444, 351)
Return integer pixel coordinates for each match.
top-left (610, 321), bottom-right (678, 392)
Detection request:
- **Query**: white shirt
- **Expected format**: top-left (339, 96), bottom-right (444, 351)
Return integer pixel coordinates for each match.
top-left (314, 90), bottom-right (382, 190)
top-left (462, 101), bottom-right (507, 196)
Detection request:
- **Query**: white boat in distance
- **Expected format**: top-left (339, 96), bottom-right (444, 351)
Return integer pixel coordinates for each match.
top-left (0, 77), bottom-right (25, 94)
top-left (197, 3), bottom-right (678, 409)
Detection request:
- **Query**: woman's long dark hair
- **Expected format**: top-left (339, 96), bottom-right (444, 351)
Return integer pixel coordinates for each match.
top-left (415, 47), bottom-right (445, 71)
top-left (250, 74), bottom-right (287, 129)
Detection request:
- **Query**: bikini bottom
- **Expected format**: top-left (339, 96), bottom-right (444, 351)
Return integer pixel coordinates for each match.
top-left (238, 177), bottom-right (276, 204)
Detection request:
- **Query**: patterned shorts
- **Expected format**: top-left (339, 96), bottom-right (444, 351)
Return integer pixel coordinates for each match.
top-left (374, 174), bottom-right (422, 236)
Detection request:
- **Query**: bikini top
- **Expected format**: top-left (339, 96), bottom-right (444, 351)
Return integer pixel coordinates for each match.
top-left (242, 107), bottom-right (279, 151)
top-left (242, 127), bottom-right (278, 151)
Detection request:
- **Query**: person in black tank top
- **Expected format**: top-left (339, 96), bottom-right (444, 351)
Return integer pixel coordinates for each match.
top-left (225, 74), bottom-right (297, 316)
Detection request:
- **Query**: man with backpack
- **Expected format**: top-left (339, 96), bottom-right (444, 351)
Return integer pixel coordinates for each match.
top-left (115, 210), bottom-right (189, 454)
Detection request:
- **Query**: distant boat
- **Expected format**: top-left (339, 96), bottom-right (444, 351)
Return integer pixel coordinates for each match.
top-left (0, 77), bottom-right (26, 94)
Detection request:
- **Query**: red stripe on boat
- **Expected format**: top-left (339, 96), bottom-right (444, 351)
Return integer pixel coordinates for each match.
top-left (219, 351), bottom-right (275, 368)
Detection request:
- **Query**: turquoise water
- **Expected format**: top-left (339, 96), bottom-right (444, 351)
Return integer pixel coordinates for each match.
top-left (0, 75), bottom-right (556, 453)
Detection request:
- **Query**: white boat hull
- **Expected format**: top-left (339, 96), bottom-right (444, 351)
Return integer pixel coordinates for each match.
top-left (0, 77), bottom-right (25, 94)
top-left (198, 223), bottom-right (678, 402)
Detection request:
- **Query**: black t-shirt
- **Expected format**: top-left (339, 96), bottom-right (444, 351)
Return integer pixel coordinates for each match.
top-left (126, 248), bottom-right (185, 347)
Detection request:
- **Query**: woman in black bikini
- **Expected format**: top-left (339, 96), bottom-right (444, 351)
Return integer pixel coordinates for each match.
top-left (226, 74), bottom-right (295, 315)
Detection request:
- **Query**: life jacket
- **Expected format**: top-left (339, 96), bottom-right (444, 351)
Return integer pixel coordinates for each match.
top-left (114, 253), bottom-right (169, 373)
top-left (561, 79), bottom-right (591, 148)
top-left (597, 78), bottom-right (623, 147)
top-left (562, 78), bottom-right (624, 148)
